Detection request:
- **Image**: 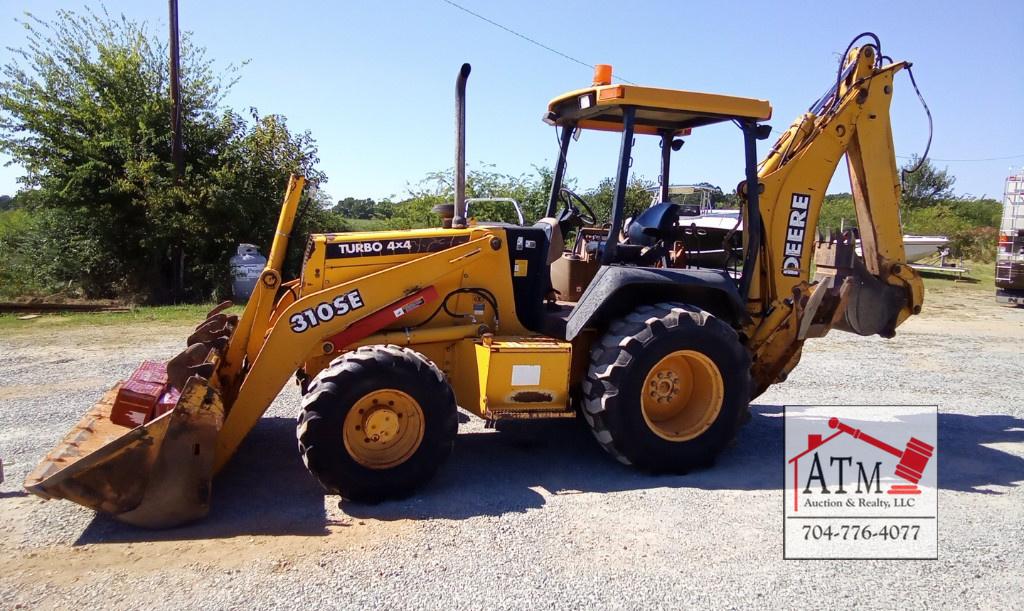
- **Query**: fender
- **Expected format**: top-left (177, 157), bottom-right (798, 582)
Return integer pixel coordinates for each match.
top-left (564, 265), bottom-right (747, 340)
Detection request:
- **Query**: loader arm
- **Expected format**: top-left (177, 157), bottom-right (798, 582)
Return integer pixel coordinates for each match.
top-left (745, 44), bottom-right (924, 391)
top-left (212, 233), bottom-right (504, 471)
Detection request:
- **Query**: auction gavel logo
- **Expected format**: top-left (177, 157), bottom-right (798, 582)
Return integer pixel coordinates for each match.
top-left (828, 417), bottom-right (935, 494)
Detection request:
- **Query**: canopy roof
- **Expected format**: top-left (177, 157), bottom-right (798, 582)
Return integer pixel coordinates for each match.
top-left (546, 84), bottom-right (772, 136)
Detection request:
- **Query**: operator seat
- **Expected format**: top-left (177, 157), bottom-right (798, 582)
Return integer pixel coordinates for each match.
top-left (608, 202), bottom-right (680, 265)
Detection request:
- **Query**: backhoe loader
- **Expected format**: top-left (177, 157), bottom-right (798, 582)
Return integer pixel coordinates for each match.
top-left (26, 34), bottom-right (925, 527)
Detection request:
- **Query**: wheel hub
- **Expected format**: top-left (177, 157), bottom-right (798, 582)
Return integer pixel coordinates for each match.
top-left (640, 350), bottom-right (724, 441)
top-left (343, 389), bottom-right (424, 469)
top-left (648, 370), bottom-right (681, 403)
top-left (363, 408), bottom-right (400, 443)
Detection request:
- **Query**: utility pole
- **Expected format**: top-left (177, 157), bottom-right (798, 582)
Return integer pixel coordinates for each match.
top-left (168, 0), bottom-right (185, 301)
top-left (168, 0), bottom-right (184, 180)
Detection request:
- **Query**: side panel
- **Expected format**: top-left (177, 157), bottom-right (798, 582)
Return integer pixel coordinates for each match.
top-left (501, 226), bottom-right (551, 332)
top-left (475, 339), bottom-right (571, 413)
top-left (449, 338), bottom-right (572, 417)
top-left (301, 226), bottom-right (537, 335)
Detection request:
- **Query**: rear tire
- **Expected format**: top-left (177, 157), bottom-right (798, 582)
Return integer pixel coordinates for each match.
top-left (297, 345), bottom-right (457, 502)
top-left (582, 302), bottom-right (751, 472)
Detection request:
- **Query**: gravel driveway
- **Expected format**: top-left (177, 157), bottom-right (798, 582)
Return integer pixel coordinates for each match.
top-left (1, 286), bottom-right (1022, 609)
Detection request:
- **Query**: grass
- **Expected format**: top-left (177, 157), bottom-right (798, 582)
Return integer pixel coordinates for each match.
top-left (0, 260), bottom-right (999, 334)
top-left (919, 259), bottom-right (995, 294)
top-left (0, 303), bottom-right (243, 333)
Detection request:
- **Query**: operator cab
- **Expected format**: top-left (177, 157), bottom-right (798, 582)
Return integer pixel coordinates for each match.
top-left (524, 65), bottom-right (772, 338)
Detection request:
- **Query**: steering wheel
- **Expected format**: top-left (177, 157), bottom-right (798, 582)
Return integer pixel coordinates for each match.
top-left (558, 187), bottom-right (598, 226)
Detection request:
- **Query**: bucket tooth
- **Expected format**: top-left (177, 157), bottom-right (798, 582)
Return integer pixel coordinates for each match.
top-left (167, 343), bottom-right (213, 389)
top-left (188, 313), bottom-right (237, 346)
top-left (205, 300), bottom-right (234, 319)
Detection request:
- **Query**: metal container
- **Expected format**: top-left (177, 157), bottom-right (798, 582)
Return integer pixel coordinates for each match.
top-left (229, 243), bottom-right (266, 302)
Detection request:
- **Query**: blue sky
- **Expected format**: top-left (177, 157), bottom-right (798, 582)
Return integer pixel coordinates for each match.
top-left (1, 0), bottom-right (1022, 202)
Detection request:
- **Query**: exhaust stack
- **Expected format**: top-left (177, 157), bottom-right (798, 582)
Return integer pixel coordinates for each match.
top-left (453, 63), bottom-right (471, 229)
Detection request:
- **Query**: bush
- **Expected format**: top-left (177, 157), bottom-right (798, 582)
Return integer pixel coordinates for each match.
top-left (0, 208), bottom-right (48, 298)
top-left (948, 226), bottom-right (998, 262)
top-left (817, 192), bottom-right (1001, 262)
top-left (817, 194), bottom-right (856, 233)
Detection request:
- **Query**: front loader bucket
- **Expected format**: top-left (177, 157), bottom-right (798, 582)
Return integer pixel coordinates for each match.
top-left (22, 178), bottom-right (311, 528)
top-left (24, 376), bottom-right (224, 528)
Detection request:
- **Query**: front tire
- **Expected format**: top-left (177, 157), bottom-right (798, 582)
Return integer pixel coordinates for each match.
top-left (297, 345), bottom-right (457, 502)
top-left (582, 303), bottom-right (751, 472)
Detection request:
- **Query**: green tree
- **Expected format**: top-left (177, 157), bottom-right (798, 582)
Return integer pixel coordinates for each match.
top-left (390, 164), bottom-right (554, 229)
top-left (333, 197), bottom-right (377, 219)
top-left (583, 175), bottom-right (659, 222)
top-left (817, 193), bottom-right (857, 233)
top-left (900, 155), bottom-right (955, 209)
top-left (0, 8), bottom-right (326, 301)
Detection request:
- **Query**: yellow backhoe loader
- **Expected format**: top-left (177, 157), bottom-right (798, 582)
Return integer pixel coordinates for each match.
top-left (26, 34), bottom-right (925, 527)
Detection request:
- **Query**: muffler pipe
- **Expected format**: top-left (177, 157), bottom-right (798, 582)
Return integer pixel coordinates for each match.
top-left (453, 63), bottom-right (471, 229)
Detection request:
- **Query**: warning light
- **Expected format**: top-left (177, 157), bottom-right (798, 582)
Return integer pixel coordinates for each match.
top-left (592, 64), bottom-right (612, 86)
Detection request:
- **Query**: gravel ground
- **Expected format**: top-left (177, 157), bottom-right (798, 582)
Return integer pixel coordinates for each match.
top-left (1, 286), bottom-right (1022, 609)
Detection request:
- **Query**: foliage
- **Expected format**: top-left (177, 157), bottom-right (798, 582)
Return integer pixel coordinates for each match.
top-left (0, 8), bottom-right (327, 301)
top-left (816, 158), bottom-right (1002, 261)
top-left (817, 193), bottom-right (857, 234)
top-left (947, 227), bottom-right (999, 263)
top-left (666, 182), bottom-right (733, 209)
top-left (0, 207), bottom-right (47, 297)
top-left (333, 196), bottom-right (394, 220)
top-left (900, 155), bottom-right (956, 209)
top-left (378, 164), bottom-right (555, 229)
top-left (329, 164), bottom-right (660, 232)
top-left (901, 199), bottom-right (1001, 262)
top-left (583, 175), bottom-right (660, 223)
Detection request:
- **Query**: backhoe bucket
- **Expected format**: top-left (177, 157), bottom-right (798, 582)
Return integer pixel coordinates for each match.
top-left (813, 230), bottom-right (907, 339)
top-left (24, 304), bottom-right (236, 528)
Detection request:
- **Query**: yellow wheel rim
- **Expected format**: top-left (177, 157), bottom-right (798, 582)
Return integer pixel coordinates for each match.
top-left (640, 350), bottom-right (724, 441)
top-left (343, 389), bottom-right (425, 469)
